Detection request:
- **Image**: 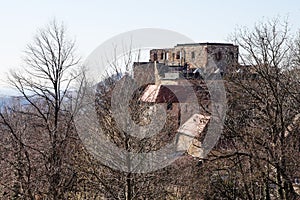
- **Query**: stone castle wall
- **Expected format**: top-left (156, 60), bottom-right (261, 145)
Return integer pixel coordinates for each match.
top-left (150, 43), bottom-right (239, 73)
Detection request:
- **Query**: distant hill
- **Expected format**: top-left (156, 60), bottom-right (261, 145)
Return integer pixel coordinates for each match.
top-left (0, 95), bottom-right (28, 107)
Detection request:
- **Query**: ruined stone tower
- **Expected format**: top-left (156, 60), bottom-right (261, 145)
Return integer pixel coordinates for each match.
top-left (149, 43), bottom-right (238, 74)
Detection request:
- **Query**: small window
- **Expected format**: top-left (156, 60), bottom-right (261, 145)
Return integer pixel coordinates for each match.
top-left (215, 51), bottom-right (222, 61)
top-left (161, 52), bottom-right (164, 59)
top-left (229, 52), bottom-right (234, 59)
top-left (172, 53), bottom-right (175, 61)
top-left (176, 51), bottom-right (180, 59)
top-left (167, 102), bottom-right (173, 110)
top-left (153, 53), bottom-right (158, 61)
top-left (191, 51), bottom-right (195, 59)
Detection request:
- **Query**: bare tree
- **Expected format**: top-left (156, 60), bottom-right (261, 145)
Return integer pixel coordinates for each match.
top-left (0, 20), bottom-right (84, 199)
top-left (203, 18), bottom-right (300, 200)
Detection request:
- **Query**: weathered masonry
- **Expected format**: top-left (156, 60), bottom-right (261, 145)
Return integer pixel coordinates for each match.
top-left (149, 43), bottom-right (239, 73)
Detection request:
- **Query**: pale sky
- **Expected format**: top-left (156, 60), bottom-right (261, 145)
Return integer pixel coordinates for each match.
top-left (0, 0), bottom-right (300, 92)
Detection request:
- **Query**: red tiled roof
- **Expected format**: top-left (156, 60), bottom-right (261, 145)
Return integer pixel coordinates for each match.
top-left (140, 84), bottom-right (197, 103)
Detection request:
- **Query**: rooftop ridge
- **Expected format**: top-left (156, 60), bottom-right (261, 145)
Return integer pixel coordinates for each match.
top-left (175, 42), bottom-right (235, 46)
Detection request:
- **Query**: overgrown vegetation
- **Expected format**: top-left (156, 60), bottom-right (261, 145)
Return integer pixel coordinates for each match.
top-left (0, 18), bottom-right (300, 199)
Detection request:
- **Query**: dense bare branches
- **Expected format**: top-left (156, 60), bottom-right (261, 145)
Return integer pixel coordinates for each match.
top-left (1, 17), bottom-right (300, 200)
top-left (0, 20), bottom-right (84, 199)
top-left (216, 18), bottom-right (300, 200)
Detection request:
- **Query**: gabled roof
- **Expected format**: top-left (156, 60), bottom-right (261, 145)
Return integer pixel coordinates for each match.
top-left (176, 114), bottom-right (210, 158)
